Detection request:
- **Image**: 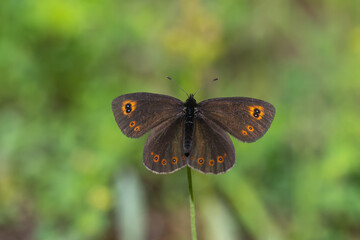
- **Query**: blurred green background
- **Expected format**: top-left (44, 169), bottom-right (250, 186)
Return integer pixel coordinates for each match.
top-left (1, 0), bottom-right (360, 239)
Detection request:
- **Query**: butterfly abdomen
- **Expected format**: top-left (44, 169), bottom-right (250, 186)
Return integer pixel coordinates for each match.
top-left (184, 106), bottom-right (194, 155)
top-left (183, 95), bottom-right (197, 156)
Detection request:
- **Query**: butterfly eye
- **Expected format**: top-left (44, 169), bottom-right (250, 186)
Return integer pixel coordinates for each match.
top-left (171, 157), bottom-right (178, 164)
top-left (248, 105), bottom-right (265, 120)
top-left (242, 130), bottom-right (248, 135)
top-left (134, 126), bottom-right (140, 132)
top-left (197, 157), bottom-right (205, 165)
top-left (125, 104), bottom-right (132, 113)
top-left (209, 159), bottom-right (215, 166)
top-left (129, 121), bottom-right (136, 127)
top-left (161, 159), bottom-right (167, 165)
top-left (153, 155), bottom-right (159, 162)
top-left (247, 125), bottom-right (254, 132)
top-left (122, 100), bottom-right (137, 115)
top-left (217, 156), bottom-right (224, 163)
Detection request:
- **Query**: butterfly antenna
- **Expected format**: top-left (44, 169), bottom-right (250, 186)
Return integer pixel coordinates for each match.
top-left (167, 76), bottom-right (189, 97)
top-left (193, 77), bottom-right (218, 96)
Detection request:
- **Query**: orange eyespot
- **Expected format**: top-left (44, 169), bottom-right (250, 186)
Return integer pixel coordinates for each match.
top-left (161, 159), bottom-right (167, 165)
top-left (153, 155), bottom-right (159, 162)
top-left (209, 159), bottom-right (215, 166)
top-left (242, 130), bottom-right (248, 135)
top-left (122, 100), bottom-right (137, 115)
top-left (217, 156), bottom-right (224, 163)
top-left (134, 126), bottom-right (140, 132)
top-left (197, 157), bottom-right (205, 165)
top-left (151, 152), bottom-right (154, 156)
top-left (171, 157), bottom-right (178, 164)
top-left (247, 125), bottom-right (254, 132)
top-left (248, 105), bottom-right (265, 120)
top-left (129, 121), bottom-right (136, 127)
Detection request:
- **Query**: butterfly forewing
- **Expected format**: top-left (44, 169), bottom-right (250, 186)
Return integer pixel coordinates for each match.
top-left (198, 97), bottom-right (275, 142)
top-left (143, 117), bottom-right (187, 174)
top-left (187, 117), bottom-right (235, 174)
top-left (112, 93), bottom-right (183, 138)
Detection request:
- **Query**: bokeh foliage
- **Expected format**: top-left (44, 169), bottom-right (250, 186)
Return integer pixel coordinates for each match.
top-left (1, 0), bottom-right (360, 239)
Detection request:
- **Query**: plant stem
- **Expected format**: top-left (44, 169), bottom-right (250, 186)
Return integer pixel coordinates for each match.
top-left (187, 166), bottom-right (198, 240)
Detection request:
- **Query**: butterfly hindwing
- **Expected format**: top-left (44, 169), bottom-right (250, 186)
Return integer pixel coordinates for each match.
top-left (112, 92), bottom-right (183, 138)
top-left (143, 117), bottom-right (187, 174)
top-left (187, 117), bottom-right (235, 174)
top-left (198, 97), bottom-right (275, 142)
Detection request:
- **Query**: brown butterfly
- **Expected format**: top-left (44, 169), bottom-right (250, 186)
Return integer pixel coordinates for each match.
top-left (112, 91), bottom-right (275, 174)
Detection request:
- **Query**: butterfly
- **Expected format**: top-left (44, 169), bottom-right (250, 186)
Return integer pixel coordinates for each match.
top-left (112, 92), bottom-right (275, 174)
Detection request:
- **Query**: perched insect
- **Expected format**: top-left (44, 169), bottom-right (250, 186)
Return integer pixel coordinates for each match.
top-left (112, 78), bottom-right (275, 174)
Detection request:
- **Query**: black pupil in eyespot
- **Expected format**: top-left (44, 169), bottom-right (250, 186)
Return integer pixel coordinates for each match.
top-left (125, 103), bottom-right (132, 113)
top-left (253, 113), bottom-right (259, 118)
top-left (254, 108), bottom-right (260, 113)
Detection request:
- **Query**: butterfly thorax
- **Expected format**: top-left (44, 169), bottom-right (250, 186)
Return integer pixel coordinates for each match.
top-left (183, 94), bottom-right (197, 156)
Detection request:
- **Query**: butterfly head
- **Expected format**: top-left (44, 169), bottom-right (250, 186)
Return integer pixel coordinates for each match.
top-left (184, 94), bottom-right (197, 107)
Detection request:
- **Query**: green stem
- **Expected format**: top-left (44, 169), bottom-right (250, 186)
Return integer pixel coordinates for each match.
top-left (187, 166), bottom-right (198, 240)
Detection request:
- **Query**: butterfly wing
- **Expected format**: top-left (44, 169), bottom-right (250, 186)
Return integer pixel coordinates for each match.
top-left (187, 117), bottom-right (235, 174)
top-left (198, 97), bottom-right (275, 142)
top-left (143, 117), bottom-right (187, 174)
top-left (112, 92), bottom-right (183, 138)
